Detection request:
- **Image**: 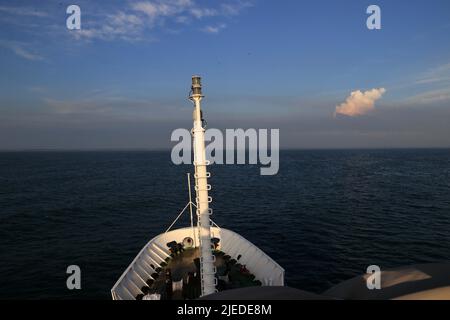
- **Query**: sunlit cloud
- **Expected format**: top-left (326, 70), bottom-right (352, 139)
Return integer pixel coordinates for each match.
top-left (335, 88), bottom-right (386, 117)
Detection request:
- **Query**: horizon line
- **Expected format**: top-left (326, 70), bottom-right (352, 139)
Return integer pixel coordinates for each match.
top-left (1, 147), bottom-right (449, 152)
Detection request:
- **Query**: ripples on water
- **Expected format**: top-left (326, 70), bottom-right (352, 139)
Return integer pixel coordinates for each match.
top-left (0, 149), bottom-right (449, 299)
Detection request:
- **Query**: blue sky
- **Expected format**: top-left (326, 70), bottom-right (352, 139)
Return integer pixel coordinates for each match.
top-left (1, 0), bottom-right (450, 149)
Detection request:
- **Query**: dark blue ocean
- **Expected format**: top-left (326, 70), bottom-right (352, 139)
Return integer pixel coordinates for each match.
top-left (1, 149), bottom-right (450, 299)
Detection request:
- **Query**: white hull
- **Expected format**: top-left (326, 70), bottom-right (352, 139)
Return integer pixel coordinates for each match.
top-left (111, 227), bottom-right (285, 300)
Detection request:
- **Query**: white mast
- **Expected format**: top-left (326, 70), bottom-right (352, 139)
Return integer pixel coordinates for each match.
top-left (189, 75), bottom-right (216, 296)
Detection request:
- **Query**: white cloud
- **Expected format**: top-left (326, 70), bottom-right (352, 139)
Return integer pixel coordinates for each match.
top-left (389, 62), bottom-right (450, 107)
top-left (0, 41), bottom-right (43, 61)
top-left (415, 63), bottom-right (450, 85)
top-left (220, 1), bottom-right (253, 16)
top-left (190, 7), bottom-right (217, 19)
top-left (12, 46), bottom-right (43, 61)
top-left (407, 87), bottom-right (450, 104)
top-left (202, 23), bottom-right (227, 34)
top-left (72, 11), bottom-right (146, 42)
top-left (132, 0), bottom-right (193, 20)
top-left (335, 88), bottom-right (386, 117)
top-left (110, 11), bottom-right (143, 26)
top-left (0, 5), bottom-right (48, 17)
top-left (74, 0), bottom-right (252, 42)
top-left (175, 15), bottom-right (189, 23)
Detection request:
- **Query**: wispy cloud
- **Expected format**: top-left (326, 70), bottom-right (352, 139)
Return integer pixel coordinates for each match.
top-left (132, 0), bottom-right (193, 20)
top-left (73, 0), bottom-right (252, 41)
top-left (390, 62), bottom-right (450, 106)
top-left (415, 63), bottom-right (450, 85)
top-left (42, 93), bottom-right (186, 120)
top-left (29, 86), bottom-right (48, 94)
top-left (0, 5), bottom-right (48, 17)
top-left (220, 1), bottom-right (253, 16)
top-left (335, 88), bottom-right (386, 117)
top-left (175, 15), bottom-right (190, 23)
top-left (189, 7), bottom-right (218, 19)
top-left (0, 41), bottom-right (44, 61)
top-left (202, 23), bottom-right (227, 34)
top-left (73, 11), bottom-right (146, 42)
top-left (407, 87), bottom-right (450, 104)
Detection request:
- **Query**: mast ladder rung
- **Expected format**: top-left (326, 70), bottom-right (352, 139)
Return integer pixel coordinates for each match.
top-left (195, 196), bottom-right (213, 204)
top-left (195, 184), bottom-right (212, 192)
top-left (193, 160), bottom-right (211, 166)
top-left (196, 208), bottom-right (213, 215)
top-left (195, 172), bottom-right (211, 179)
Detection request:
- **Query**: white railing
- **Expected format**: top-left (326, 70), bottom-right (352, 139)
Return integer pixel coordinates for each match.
top-left (111, 227), bottom-right (284, 300)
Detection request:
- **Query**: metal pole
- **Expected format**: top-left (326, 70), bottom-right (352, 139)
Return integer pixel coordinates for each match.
top-left (189, 75), bottom-right (216, 296)
top-left (187, 172), bottom-right (195, 246)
